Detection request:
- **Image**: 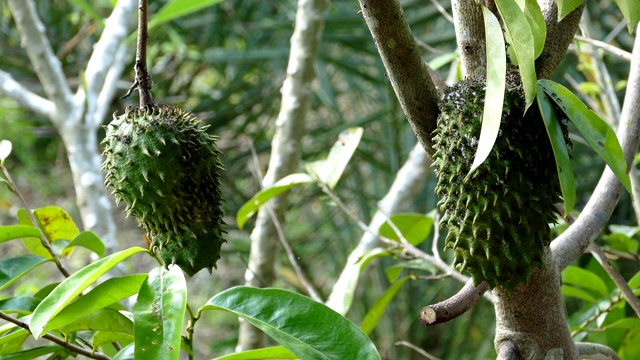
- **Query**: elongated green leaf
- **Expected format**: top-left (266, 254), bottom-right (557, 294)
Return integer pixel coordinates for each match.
top-left (629, 271), bottom-right (640, 289)
top-left (327, 247), bottom-right (391, 315)
top-left (536, 85), bottom-right (575, 214)
top-left (17, 206), bottom-right (80, 258)
top-left (604, 318), bottom-right (640, 330)
top-left (213, 346), bottom-right (297, 360)
top-left (113, 343), bottom-right (134, 360)
top-left (134, 266), bottom-right (186, 360)
top-left (561, 285), bottom-right (597, 303)
top-left (385, 259), bottom-right (437, 283)
top-left (237, 173), bottom-right (314, 229)
top-left (562, 266), bottom-right (610, 298)
top-left (538, 80), bottom-right (631, 193)
top-left (470, 6), bottom-right (506, 172)
top-left (0, 330), bottom-right (28, 355)
top-left (305, 127), bottom-right (363, 189)
top-left (496, 0), bottom-right (536, 110)
top-left (30, 247), bottom-right (147, 339)
top-left (200, 287), bottom-right (381, 360)
top-left (0, 226), bottom-right (40, 244)
top-left (360, 277), bottom-right (410, 336)
top-left (0, 256), bottom-right (52, 291)
top-left (612, 0), bottom-right (640, 33)
top-left (0, 328), bottom-right (29, 347)
top-left (0, 297), bottom-right (40, 315)
top-left (377, 213), bottom-right (433, 246)
top-left (44, 274), bottom-right (147, 334)
top-left (63, 231), bottom-right (105, 257)
top-left (149, 0), bottom-right (226, 29)
top-left (0, 345), bottom-right (61, 360)
top-left (523, 0), bottom-right (545, 58)
top-left (556, 0), bottom-right (583, 20)
top-left (60, 308), bottom-right (133, 334)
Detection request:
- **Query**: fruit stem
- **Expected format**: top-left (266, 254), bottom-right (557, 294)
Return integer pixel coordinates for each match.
top-left (135, 0), bottom-right (154, 109)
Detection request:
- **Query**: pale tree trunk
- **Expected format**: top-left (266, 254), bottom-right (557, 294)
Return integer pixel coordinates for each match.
top-left (358, 0), bottom-right (640, 358)
top-left (236, 0), bottom-right (328, 351)
top-left (2, 0), bottom-right (137, 253)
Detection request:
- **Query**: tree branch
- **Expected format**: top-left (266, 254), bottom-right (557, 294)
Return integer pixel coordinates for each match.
top-left (451, 0), bottom-right (486, 78)
top-left (552, 22), bottom-right (640, 269)
top-left (574, 35), bottom-right (632, 62)
top-left (496, 340), bottom-right (520, 360)
top-left (83, 0), bottom-right (137, 125)
top-left (7, 0), bottom-right (74, 119)
top-left (575, 342), bottom-right (621, 360)
top-left (535, 1), bottom-right (585, 79)
top-left (0, 70), bottom-right (56, 118)
top-left (135, 0), bottom-right (153, 108)
top-left (419, 279), bottom-right (488, 325)
top-left (357, 0), bottom-right (440, 157)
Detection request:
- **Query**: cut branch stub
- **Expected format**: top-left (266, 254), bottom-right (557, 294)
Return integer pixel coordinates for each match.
top-left (419, 279), bottom-right (488, 325)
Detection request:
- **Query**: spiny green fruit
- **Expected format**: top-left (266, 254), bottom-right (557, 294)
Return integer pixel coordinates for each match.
top-left (102, 105), bottom-right (225, 276)
top-left (432, 76), bottom-right (563, 291)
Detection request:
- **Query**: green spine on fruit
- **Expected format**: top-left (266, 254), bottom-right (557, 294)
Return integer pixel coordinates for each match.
top-left (432, 76), bottom-right (563, 291)
top-left (102, 105), bottom-right (225, 276)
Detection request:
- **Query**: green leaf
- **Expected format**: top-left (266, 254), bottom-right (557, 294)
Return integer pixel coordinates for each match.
top-left (360, 277), bottom-right (410, 336)
top-left (0, 140), bottom-right (11, 164)
top-left (0, 297), bottom-right (40, 315)
top-left (538, 80), bottom-right (631, 193)
top-left (149, 0), bottom-right (226, 29)
top-left (134, 266), bottom-right (186, 360)
top-left (469, 6), bottom-right (506, 172)
top-left (385, 259), bottom-right (437, 283)
top-left (113, 343), bottom-right (135, 360)
top-left (213, 346), bottom-right (297, 360)
top-left (377, 213), bottom-right (433, 246)
top-left (555, 0), bottom-right (583, 21)
top-left (0, 226), bottom-right (41, 244)
top-left (0, 256), bottom-right (52, 291)
top-left (496, 0), bottom-right (536, 110)
top-left (236, 173), bottom-right (314, 229)
top-left (30, 247), bottom-right (147, 339)
top-left (562, 266), bottom-right (610, 298)
top-left (327, 247), bottom-right (391, 315)
top-left (92, 331), bottom-right (134, 350)
top-left (44, 274), bottom-right (147, 335)
top-left (604, 318), bottom-right (640, 330)
top-left (536, 85), bottom-right (575, 214)
top-left (0, 330), bottom-right (28, 355)
top-left (60, 308), bottom-right (133, 334)
top-left (561, 285), bottom-right (597, 303)
top-left (0, 328), bottom-right (29, 347)
top-left (523, 0), bottom-right (545, 58)
top-left (63, 231), bottom-right (105, 257)
top-left (68, 0), bottom-right (106, 26)
top-left (0, 345), bottom-right (61, 360)
top-left (200, 286), bottom-right (381, 360)
top-left (17, 206), bottom-right (80, 258)
top-left (628, 271), bottom-right (640, 290)
top-left (305, 127), bottom-right (364, 189)
top-left (612, 0), bottom-right (640, 33)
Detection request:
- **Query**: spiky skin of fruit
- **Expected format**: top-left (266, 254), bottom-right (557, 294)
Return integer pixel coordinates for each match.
top-left (102, 105), bottom-right (225, 276)
top-left (432, 77), bottom-right (563, 291)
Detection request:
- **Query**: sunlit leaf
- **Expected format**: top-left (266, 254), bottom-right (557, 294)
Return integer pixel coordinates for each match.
top-left (536, 85), bottom-right (575, 214)
top-left (0, 256), bottom-right (52, 291)
top-left (212, 346), bottom-right (297, 360)
top-left (0, 328), bottom-right (29, 348)
top-left (612, 0), bottom-right (640, 33)
top-left (63, 231), bottom-right (105, 257)
top-left (0, 226), bottom-right (41, 244)
top-left (523, 0), bottom-right (545, 58)
top-left (17, 207), bottom-right (80, 258)
top-left (604, 318), bottom-right (640, 330)
top-left (60, 308), bottom-right (133, 335)
top-left (377, 213), bottom-right (433, 246)
top-left (561, 285), bottom-right (597, 303)
top-left (30, 247), bottom-right (147, 339)
top-left (149, 0), bottom-right (227, 29)
top-left (562, 266), bottom-right (610, 298)
top-left (199, 286), bottom-right (380, 360)
top-left (236, 173), bottom-right (314, 229)
top-left (496, 0), bottom-right (536, 110)
top-left (360, 276), bottom-right (410, 336)
top-left (555, 0), bottom-right (583, 20)
top-left (0, 345), bottom-right (61, 359)
top-left (305, 127), bottom-right (363, 189)
top-left (470, 6), bottom-right (506, 172)
top-left (134, 266), bottom-right (186, 360)
top-left (538, 80), bottom-right (631, 193)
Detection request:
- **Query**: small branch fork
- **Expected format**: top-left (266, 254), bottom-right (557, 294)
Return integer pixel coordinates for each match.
top-left (121, 0), bottom-right (154, 109)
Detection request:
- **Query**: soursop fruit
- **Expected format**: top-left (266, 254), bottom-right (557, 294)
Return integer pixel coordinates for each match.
top-left (102, 105), bottom-right (225, 276)
top-left (432, 76), bottom-right (564, 291)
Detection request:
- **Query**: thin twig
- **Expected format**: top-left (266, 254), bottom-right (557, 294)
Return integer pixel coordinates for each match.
top-left (588, 242), bottom-right (640, 317)
top-left (123, 0), bottom-right (154, 108)
top-left (419, 279), bottom-right (489, 325)
top-left (248, 141), bottom-right (322, 302)
top-left (0, 311), bottom-right (110, 360)
top-left (395, 340), bottom-right (441, 360)
top-left (1, 166), bottom-right (70, 278)
top-left (574, 35), bottom-right (632, 61)
top-left (429, 0), bottom-right (453, 23)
